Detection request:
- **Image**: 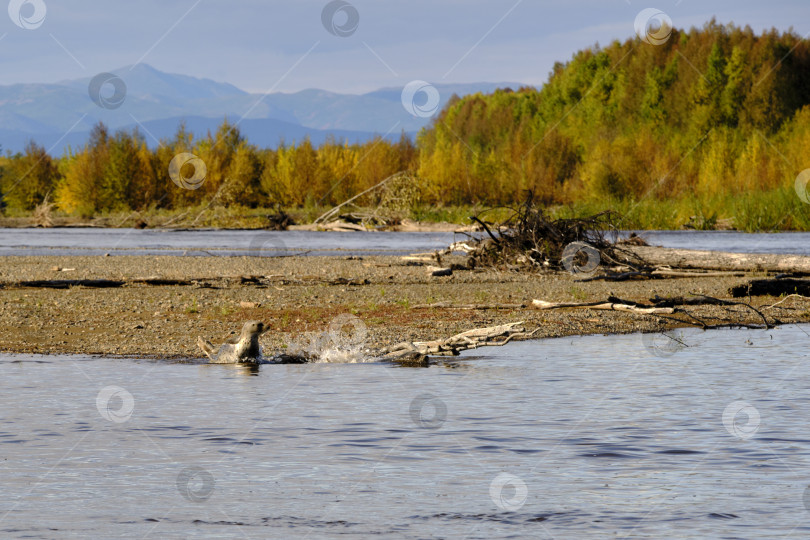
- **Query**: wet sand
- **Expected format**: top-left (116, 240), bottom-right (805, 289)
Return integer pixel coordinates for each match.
top-left (0, 254), bottom-right (807, 359)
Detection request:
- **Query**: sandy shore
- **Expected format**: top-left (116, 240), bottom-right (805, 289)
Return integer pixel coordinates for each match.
top-left (0, 253), bottom-right (807, 359)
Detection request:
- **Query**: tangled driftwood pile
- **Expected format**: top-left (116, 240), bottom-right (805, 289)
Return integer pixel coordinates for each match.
top-left (313, 172), bottom-right (420, 231)
top-left (455, 197), bottom-right (810, 284)
top-left (463, 194), bottom-right (648, 273)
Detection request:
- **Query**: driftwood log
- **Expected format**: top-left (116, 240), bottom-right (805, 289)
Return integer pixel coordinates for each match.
top-left (577, 269), bottom-right (747, 282)
top-left (1, 279), bottom-right (126, 289)
top-left (412, 302), bottom-right (527, 310)
top-left (627, 246), bottom-right (810, 274)
top-left (651, 269), bottom-right (746, 278)
top-left (649, 295), bottom-right (741, 307)
top-left (382, 322), bottom-right (536, 360)
top-left (0, 274), bottom-right (373, 290)
top-left (532, 299), bottom-right (675, 314)
top-left (532, 294), bottom-right (771, 330)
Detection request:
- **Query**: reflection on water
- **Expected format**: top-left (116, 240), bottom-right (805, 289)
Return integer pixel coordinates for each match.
top-left (2, 325), bottom-right (810, 538)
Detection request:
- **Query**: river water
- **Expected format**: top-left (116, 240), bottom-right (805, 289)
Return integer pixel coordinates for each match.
top-left (1, 228), bottom-right (810, 256)
top-left (2, 228), bottom-right (809, 537)
top-left (2, 325), bottom-right (810, 538)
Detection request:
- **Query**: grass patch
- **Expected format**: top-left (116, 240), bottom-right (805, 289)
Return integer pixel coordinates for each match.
top-left (4, 185), bottom-right (810, 231)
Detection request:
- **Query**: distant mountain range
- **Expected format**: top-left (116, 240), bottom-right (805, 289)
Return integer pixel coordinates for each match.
top-left (0, 64), bottom-right (523, 154)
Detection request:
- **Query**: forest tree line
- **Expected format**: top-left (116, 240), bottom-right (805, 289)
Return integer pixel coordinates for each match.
top-left (0, 123), bottom-right (417, 217)
top-left (1, 21), bottom-right (810, 227)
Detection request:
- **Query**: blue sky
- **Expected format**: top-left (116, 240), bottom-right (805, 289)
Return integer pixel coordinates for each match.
top-left (1, 0), bottom-right (808, 94)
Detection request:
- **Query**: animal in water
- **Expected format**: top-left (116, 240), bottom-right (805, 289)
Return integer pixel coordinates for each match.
top-left (198, 321), bottom-right (266, 364)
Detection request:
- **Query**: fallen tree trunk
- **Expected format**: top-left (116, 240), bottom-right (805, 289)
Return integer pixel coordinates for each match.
top-left (649, 295), bottom-right (741, 307)
top-left (6, 279), bottom-right (126, 289)
top-left (651, 269), bottom-right (746, 278)
top-left (0, 273), bottom-right (376, 290)
top-left (382, 322), bottom-right (536, 360)
top-left (577, 268), bottom-right (748, 282)
top-left (411, 302), bottom-right (526, 310)
top-left (533, 294), bottom-right (771, 329)
top-left (532, 299), bottom-right (675, 314)
top-left (627, 246), bottom-right (810, 274)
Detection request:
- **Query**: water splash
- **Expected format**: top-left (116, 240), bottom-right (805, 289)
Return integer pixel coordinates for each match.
top-left (283, 330), bottom-right (374, 364)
